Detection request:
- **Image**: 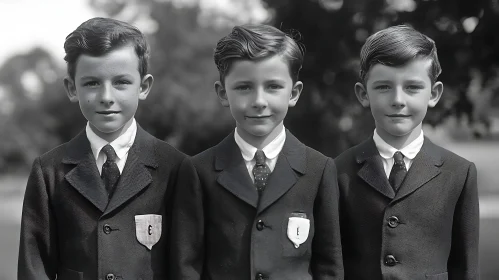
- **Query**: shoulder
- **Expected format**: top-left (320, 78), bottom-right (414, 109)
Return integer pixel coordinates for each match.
top-left (136, 126), bottom-right (188, 164)
top-left (427, 140), bottom-right (474, 168)
top-left (36, 142), bottom-right (70, 167)
top-left (334, 139), bottom-right (367, 168)
top-left (303, 145), bottom-right (330, 167)
top-left (151, 137), bottom-right (188, 162)
top-left (37, 131), bottom-right (85, 167)
top-left (191, 132), bottom-right (234, 169)
top-left (191, 145), bottom-right (217, 169)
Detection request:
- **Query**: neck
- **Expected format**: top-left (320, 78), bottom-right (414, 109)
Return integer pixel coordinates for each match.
top-left (376, 124), bottom-right (422, 150)
top-left (89, 118), bottom-right (134, 143)
top-left (236, 122), bottom-right (284, 150)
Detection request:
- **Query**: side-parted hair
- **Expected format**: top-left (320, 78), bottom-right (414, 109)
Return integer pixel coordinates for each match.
top-left (359, 25), bottom-right (442, 84)
top-left (214, 24), bottom-right (305, 84)
top-left (64, 17), bottom-right (150, 80)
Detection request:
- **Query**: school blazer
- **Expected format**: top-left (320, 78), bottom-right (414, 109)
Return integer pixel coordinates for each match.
top-left (18, 125), bottom-right (188, 280)
top-left (334, 136), bottom-right (479, 280)
top-left (170, 130), bottom-right (344, 280)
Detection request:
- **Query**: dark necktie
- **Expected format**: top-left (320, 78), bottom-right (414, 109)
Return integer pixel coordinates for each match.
top-left (252, 150), bottom-right (271, 195)
top-left (101, 144), bottom-right (120, 198)
top-left (389, 151), bottom-right (407, 192)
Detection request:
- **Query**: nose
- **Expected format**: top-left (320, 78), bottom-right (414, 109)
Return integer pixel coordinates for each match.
top-left (99, 83), bottom-right (115, 106)
top-left (391, 86), bottom-right (406, 108)
top-left (252, 87), bottom-right (268, 109)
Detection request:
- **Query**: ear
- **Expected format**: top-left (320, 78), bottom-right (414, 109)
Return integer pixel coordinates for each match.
top-left (288, 81), bottom-right (303, 107)
top-left (64, 77), bottom-right (79, 103)
top-left (354, 82), bottom-right (370, 108)
top-left (215, 81), bottom-right (230, 107)
top-left (138, 74), bottom-right (154, 100)
top-left (428, 81), bottom-right (443, 108)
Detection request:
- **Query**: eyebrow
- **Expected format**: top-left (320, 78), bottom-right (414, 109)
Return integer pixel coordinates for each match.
top-left (371, 79), bottom-right (426, 84)
top-left (405, 79), bottom-right (425, 83)
top-left (371, 80), bottom-right (393, 84)
top-left (79, 74), bottom-right (134, 80)
top-left (266, 79), bottom-right (286, 83)
top-left (79, 76), bottom-right (99, 80)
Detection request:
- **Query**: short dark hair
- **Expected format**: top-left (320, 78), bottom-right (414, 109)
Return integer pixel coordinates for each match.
top-left (64, 17), bottom-right (150, 80)
top-left (359, 25), bottom-right (442, 84)
top-left (214, 24), bottom-right (305, 84)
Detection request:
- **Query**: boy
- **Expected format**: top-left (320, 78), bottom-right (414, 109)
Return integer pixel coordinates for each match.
top-left (18, 17), bottom-right (189, 280)
top-left (335, 25), bottom-right (479, 280)
top-left (170, 24), bottom-right (343, 280)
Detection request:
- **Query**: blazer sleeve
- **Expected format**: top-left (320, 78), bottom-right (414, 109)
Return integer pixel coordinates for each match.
top-left (311, 158), bottom-right (344, 280)
top-left (18, 157), bottom-right (58, 280)
top-left (169, 157), bottom-right (205, 280)
top-left (448, 162), bottom-right (479, 280)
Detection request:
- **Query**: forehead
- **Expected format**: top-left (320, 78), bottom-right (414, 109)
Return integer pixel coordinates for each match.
top-left (74, 45), bottom-right (140, 78)
top-left (225, 55), bottom-right (291, 82)
top-left (366, 59), bottom-right (432, 83)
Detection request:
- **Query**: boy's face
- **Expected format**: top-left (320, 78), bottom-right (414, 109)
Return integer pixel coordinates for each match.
top-left (215, 55), bottom-right (302, 146)
top-left (355, 59), bottom-right (443, 145)
top-left (64, 44), bottom-right (153, 142)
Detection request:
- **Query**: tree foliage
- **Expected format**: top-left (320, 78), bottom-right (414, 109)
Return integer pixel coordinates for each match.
top-left (1, 0), bottom-right (498, 173)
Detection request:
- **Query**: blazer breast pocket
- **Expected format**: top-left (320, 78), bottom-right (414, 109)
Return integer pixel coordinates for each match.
top-left (426, 272), bottom-right (448, 280)
top-left (135, 214), bottom-right (162, 250)
top-left (282, 212), bottom-right (310, 257)
top-left (57, 267), bottom-right (83, 280)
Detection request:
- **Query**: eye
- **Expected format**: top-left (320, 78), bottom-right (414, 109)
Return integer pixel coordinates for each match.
top-left (114, 79), bottom-right (131, 86)
top-left (82, 81), bottom-right (99, 87)
top-left (374, 85), bottom-right (390, 91)
top-left (406, 85), bottom-right (424, 91)
top-left (234, 85), bottom-right (251, 91)
top-left (268, 84), bottom-right (284, 90)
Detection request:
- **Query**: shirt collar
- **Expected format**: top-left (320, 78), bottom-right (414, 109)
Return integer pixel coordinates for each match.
top-left (234, 124), bottom-right (286, 161)
top-left (86, 118), bottom-right (137, 161)
top-left (373, 128), bottom-right (424, 160)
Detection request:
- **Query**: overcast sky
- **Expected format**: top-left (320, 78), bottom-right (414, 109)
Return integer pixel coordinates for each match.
top-left (0, 0), bottom-right (267, 68)
top-left (0, 0), bottom-right (96, 67)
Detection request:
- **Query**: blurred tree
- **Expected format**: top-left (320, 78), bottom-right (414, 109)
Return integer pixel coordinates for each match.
top-left (2, 0), bottom-right (499, 172)
top-left (0, 48), bottom-right (77, 172)
top-left (262, 0), bottom-right (499, 156)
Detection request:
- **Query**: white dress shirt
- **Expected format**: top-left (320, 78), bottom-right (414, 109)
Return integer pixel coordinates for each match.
top-left (234, 125), bottom-right (286, 182)
top-left (86, 118), bottom-right (137, 175)
top-left (373, 129), bottom-right (424, 178)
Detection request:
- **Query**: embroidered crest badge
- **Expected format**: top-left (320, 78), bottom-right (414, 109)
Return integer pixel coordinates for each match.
top-left (135, 214), bottom-right (162, 250)
top-left (287, 217), bottom-right (310, 248)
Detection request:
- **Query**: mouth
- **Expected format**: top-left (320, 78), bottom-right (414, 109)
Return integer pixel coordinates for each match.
top-left (386, 114), bottom-right (411, 118)
top-left (96, 111), bottom-right (120, 115)
top-left (246, 115), bottom-right (271, 119)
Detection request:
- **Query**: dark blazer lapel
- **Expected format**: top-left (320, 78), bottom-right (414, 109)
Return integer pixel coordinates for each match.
top-left (356, 137), bottom-right (396, 199)
top-left (258, 131), bottom-right (306, 214)
top-left (215, 132), bottom-right (259, 208)
top-left (104, 125), bottom-right (158, 215)
top-left (62, 130), bottom-right (108, 212)
top-left (393, 137), bottom-right (443, 202)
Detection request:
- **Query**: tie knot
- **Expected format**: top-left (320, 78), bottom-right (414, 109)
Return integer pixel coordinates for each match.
top-left (254, 150), bottom-right (266, 166)
top-left (102, 144), bottom-right (118, 162)
top-left (393, 151), bottom-right (404, 164)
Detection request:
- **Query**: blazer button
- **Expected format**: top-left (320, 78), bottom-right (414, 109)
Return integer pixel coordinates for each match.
top-left (103, 224), bottom-right (112, 234)
top-left (384, 254), bottom-right (398, 266)
top-left (256, 220), bottom-right (265, 231)
top-left (255, 272), bottom-right (265, 280)
top-left (387, 216), bottom-right (399, 228)
top-left (106, 273), bottom-right (115, 280)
